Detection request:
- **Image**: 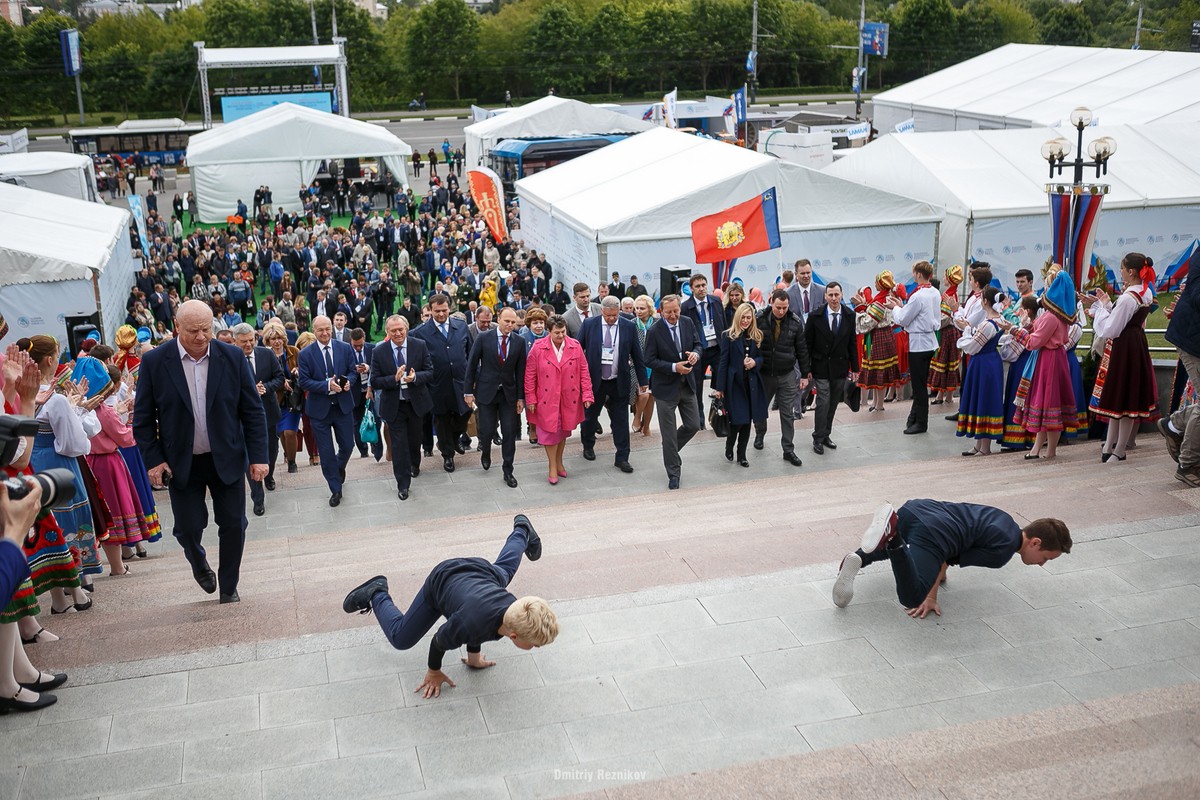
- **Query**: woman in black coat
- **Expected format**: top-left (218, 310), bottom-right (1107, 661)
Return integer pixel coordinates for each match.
top-left (714, 302), bottom-right (768, 467)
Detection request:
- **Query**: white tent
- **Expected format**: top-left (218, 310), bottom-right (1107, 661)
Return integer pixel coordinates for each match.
top-left (873, 44), bottom-right (1200, 134)
top-left (516, 127), bottom-right (943, 298)
top-left (0, 152), bottom-right (99, 203)
top-left (824, 123), bottom-right (1200, 291)
top-left (464, 96), bottom-right (655, 170)
top-left (186, 102), bottom-right (411, 223)
top-left (0, 182), bottom-right (136, 345)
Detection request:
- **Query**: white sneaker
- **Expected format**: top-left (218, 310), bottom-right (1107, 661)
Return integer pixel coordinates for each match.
top-left (833, 552), bottom-right (862, 608)
top-left (860, 503), bottom-right (898, 554)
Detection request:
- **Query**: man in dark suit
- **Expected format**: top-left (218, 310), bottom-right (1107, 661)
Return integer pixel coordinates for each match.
top-left (411, 293), bottom-right (472, 473)
top-left (643, 294), bottom-right (702, 490)
top-left (298, 314), bottom-right (358, 506)
top-left (232, 324), bottom-right (285, 516)
top-left (805, 282), bottom-right (860, 456)
top-left (134, 300), bottom-right (268, 604)
top-left (465, 307), bottom-right (527, 488)
top-left (579, 296), bottom-right (646, 473)
top-left (680, 273), bottom-right (726, 428)
top-left (348, 328), bottom-right (382, 460)
top-left (371, 315), bottom-right (433, 500)
top-left (607, 272), bottom-right (626, 300)
top-left (149, 283), bottom-right (174, 331)
top-left (332, 311), bottom-right (354, 343)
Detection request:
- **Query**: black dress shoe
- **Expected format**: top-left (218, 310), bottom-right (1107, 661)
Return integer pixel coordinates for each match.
top-left (424, 449), bottom-right (433, 458)
top-left (193, 561), bottom-right (217, 594)
top-left (253, 503), bottom-right (265, 517)
top-left (219, 591), bottom-right (240, 604)
top-left (822, 438), bottom-right (837, 450)
top-left (813, 441), bottom-right (825, 455)
top-left (287, 462), bottom-right (298, 474)
top-left (903, 424), bottom-right (927, 435)
top-left (410, 465), bottom-right (420, 478)
top-left (582, 447), bottom-right (596, 461)
top-left (615, 461), bottom-right (634, 473)
top-left (753, 435), bottom-right (765, 450)
top-left (398, 489), bottom-right (409, 501)
top-left (329, 492), bottom-right (342, 507)
top-left (944, 413), bottom-right (959, 422)
top-left (264, 477), bottom-right (276, 491)
top-left (668, 476), bottom-right (680, 490)
top-left (18, 672), bottom-right (68, 692)
top-left (514, 514), bottom-right (541, 560)
top-left (0, 691), bottom-right (57, 712)
top-left (480, 452), bottom-right (491, 471)
top-left (358, 450), bottom-right (368, 459)
top-left (492, 435), bottom-right (502, 446)
top-left (503, 473), bottom-right (518, 488)
top-left (443, 456), bottom-right (455, 473)
top-left (783, 452), bottom-right (803, 466)
top-left (596, 423), bottom-right (603, 435)
top-left (344, 576), bottom-right (390, 614)
top-left (737, 459), bottom-right (750, 468)
top-left (725, 447), bottom-right (734, 462)
top-left (454, 443), bottom-right (467, 455)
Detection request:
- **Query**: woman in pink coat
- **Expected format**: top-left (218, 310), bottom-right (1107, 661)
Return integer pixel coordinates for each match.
top-left (524, 315), bottom-right (594, 484)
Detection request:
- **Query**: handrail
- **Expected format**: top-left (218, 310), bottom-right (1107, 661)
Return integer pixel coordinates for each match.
top-left (1078, 326), bottom-right (1176, 355)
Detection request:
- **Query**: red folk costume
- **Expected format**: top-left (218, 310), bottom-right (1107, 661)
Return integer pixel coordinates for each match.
top-left (928, 264), bottom-right (963, 393)
top-left (855, 272), bottom-right (905, 390)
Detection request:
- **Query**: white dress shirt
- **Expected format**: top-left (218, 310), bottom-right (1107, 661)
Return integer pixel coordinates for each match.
top-left (892, 285), bottom-right (941, 352)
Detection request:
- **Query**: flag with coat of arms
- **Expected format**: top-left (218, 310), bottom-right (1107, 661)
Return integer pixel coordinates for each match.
top-left (690, 188), bottom-right (782, 284)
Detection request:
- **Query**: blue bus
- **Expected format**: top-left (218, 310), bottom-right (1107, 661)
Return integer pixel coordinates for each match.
top-left (68, 118), bottom-right (206, 168)
top-left (489, 135), bottom-right (629, 191)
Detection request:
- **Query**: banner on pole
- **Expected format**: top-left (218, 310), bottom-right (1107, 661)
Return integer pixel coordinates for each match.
top-left (467, 167), bottom-right (509, 243)
top-left (691, 188), bottom-right (781, 264)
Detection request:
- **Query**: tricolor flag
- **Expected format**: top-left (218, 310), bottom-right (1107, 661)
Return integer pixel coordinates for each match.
top-left (691, 188), bottom-right (781, 265)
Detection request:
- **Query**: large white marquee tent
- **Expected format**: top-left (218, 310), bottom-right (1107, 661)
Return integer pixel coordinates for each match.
top-left (464, 96), bottom-right (654, 170)
top-left (516, 127), bottom-right (943, 298)
top-left (824, 123), bottom-right (1200, 292)
top-left (186, 102), bottom-right (411, 223)
top-left (0, 152), bottom-right (99, 203)
top-left (0, 182), bottom-right (136, 345)
top-left (872, 44), bottom-right (1200, 134)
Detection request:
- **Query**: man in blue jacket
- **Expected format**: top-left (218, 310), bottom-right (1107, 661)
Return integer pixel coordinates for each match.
top-left (297, 315), bottom-right (357, 506)
top-left (342, 514), bottom-right (558, 699)
top-left (1159, 248), bottom-right (1200, 487)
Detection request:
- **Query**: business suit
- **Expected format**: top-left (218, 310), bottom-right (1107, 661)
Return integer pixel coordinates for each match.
top-left (348, 340), bottom-right (382, 459)
top-left (563, 302), bottom-right (601, 339)
top-left (680, 293), bottom-right (727, 425)
top-left (805, 304), bottom-right (859, 448)
top-left (786, 281), bottom-right (824, 321)
top-left (298, 337), bottom-right (357, 495)
top-left (465, 328), bottom-right (527, 480)
top-left (411, 316), bottom-right (472, 465)
top-left (643, 315), bottom-right (703, 483)
top-left (370, 336), bottom-right (433, 494)
top-left (134, 339), bottom-right (268, 597)
top-left (244, 345), bottom-right (285, 509)
top-left (578, 315), bottom-right (646, 465)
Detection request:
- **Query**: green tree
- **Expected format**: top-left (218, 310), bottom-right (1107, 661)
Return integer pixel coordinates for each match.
top-left (688, 0), bottom-right (744, 91)
top-left (1159, 0), bottom-right (1200, 50)
top-left (86, 42), bottom-right (148, 115)
top-left (83, 8), bottom-right (167, 56)
top-left (0, 19), bottom-right (25, 119)
top-left (586, 1), bottom-right (633, 94)
top-left (634, 0), bottom-right (690, 92)
top-left (1038, 2), bottom-right (1094, 46)
top-left (958, 0), bottom-right (1037, 56)
top-left (526, 0), bottom-right (587, 95)
top-left (889, 0), bottom-right (959, 80)
top-left (18, 11), bottom-right (80, 124)
top-left (406, 0), bottom-right (480, 101)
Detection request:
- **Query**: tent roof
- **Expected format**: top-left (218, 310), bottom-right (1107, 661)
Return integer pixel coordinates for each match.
top-left (465, 96), bottom-right (654, 142)
top-left (186, 103), bottom-right (411, 166)
top-left (874, 44), bottom-right (1200, 127)
top-left (197, 44), bottom-right (343, 67)
top-left (0, 152), bottom-right (93, 177)
top-left (824, 123), bottom-right (1200, 218)
top-left (0, 182), bottom-right (130, 285)
top-left (517, 127), bottom-right (941, 243)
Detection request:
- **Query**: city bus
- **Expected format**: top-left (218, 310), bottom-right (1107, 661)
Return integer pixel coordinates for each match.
top-left (68, 118), bottom-right (206, 168)
top-left (488, 135), bottom-right (629, 191)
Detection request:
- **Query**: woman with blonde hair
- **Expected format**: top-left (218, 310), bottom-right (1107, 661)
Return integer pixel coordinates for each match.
top-left (714, 303), bottom-right (767, 467)
top-left (632, 296), bottom-right (657, 437)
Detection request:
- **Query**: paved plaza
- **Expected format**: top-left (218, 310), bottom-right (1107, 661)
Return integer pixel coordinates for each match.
top-left (3, 409), bottom-right (1200, 799)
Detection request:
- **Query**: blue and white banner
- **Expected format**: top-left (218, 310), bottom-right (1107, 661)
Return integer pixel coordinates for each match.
top-left (861, 22), bottom-right (889, 57)
top-left (746, 50), bottom-right (757, 73)
top-left (126, 195), bottom-right (150, 257)
top-left (847, 121), bottom-right (871, 141)
top-left (893, 118), bottom-right (916, 135)
top-left (731, 86), bottom-right (747, 125)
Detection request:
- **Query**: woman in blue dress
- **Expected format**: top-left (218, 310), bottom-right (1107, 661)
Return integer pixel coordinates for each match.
top-left (957, 287), bottom-right (1007, 456)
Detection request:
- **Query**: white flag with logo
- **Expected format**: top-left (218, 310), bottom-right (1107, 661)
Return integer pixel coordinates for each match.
top-left (663, 88), bottom-right (678, 129)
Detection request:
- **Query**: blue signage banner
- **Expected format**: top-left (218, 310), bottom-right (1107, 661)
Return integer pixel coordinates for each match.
top-left (60, 29), bottom-right (82, 77)
top-left (731, 86), bottom-right (747, 125)
top-left (861, 22), bottom-right (889, 57)
top-left (221, 92), bottom-right (333, 122)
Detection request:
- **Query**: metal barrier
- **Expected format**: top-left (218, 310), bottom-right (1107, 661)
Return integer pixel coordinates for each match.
top-left (1079, 327), bottom-right (1175, 355)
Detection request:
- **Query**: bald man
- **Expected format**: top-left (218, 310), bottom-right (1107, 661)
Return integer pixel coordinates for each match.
top-left (134, 300), bottom-right (269, 603)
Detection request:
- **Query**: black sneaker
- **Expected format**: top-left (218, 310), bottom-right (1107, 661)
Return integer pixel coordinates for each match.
top-left (514, 514), bottom-right (541, 561)
top-left (342, 575), bottom-right (389, 615)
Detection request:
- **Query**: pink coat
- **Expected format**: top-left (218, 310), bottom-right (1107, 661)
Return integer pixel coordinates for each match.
top-left (524, 336), bottom-right (594, 434)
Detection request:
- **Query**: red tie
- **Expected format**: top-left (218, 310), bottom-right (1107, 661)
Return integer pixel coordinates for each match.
top-left (582, 309), bottom-right (589, 318)
top-left (500, 334), bottom-right (508, 363)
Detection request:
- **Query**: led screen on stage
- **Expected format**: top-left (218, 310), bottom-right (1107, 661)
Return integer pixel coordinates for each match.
top-left (221, 92), bottom-right (333, 122)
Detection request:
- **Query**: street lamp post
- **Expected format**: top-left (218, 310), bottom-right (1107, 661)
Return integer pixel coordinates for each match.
top-left (1041, 107), bottom-right (1117, 289)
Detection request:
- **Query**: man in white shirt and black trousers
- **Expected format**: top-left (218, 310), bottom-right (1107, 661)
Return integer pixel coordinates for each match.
top-left (889, 260), bottom-right (942, 435)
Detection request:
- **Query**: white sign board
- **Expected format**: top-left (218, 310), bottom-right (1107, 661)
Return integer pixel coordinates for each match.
top-left (0, 129), bottom-right (29, 155)
top-left (893, 118), bottom-right (916, 135)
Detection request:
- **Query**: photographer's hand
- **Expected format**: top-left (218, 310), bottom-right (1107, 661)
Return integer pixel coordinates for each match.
top-left (0, 477), bottom-right (41, 546)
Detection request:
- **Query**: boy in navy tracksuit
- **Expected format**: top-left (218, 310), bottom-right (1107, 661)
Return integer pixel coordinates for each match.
top-left (343, 514), bottom-right (558, 698)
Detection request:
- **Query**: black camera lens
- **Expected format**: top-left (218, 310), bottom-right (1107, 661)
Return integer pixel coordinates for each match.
top-left (3, 468), bottom-right (77, 510)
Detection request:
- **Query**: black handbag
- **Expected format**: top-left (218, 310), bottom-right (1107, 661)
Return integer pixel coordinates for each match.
top-left (708, 393), bottom-right (730, 437)
top-left (845, 381), bottom-right (862, 413)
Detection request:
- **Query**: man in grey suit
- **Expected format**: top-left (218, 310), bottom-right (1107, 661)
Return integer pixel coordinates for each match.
top-left (643, 295), bottom-right (702, 490)
top-left (786, 259), bottom-right (824, 417)
top-left (468, 305), bottom-right (493, 343)
top-left (563, 282), bottom-right (601, 339)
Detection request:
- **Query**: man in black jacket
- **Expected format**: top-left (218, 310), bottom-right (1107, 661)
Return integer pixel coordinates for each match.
top-left (753, 289), bottom-right (811, 465)
top-left (805, 282), bottom-right (859, 456)
top-left (1159, 248), bottom-right (1200, 486)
